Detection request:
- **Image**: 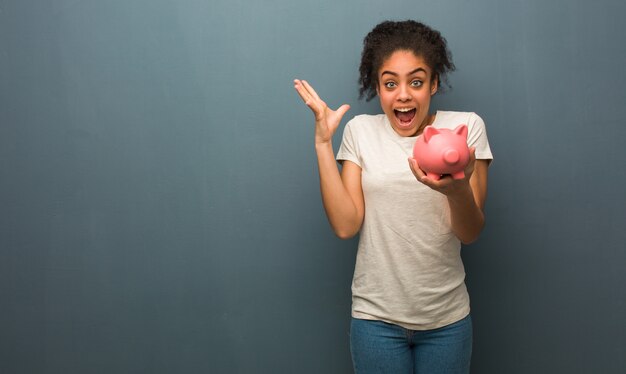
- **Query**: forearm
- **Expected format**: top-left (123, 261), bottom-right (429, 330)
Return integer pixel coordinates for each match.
top-left (315, 142), bottom-right (363, 239)
top-left (293, 79), bottom-right (361, 237)
top-left (447, 186), bottom-right (485, 245)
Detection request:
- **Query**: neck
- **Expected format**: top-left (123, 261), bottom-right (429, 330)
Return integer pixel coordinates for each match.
top-left (413, 113), bottom-right (435, 136)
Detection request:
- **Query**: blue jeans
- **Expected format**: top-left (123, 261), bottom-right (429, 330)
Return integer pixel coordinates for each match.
top-left (350, 314), bottom-right (472, 374)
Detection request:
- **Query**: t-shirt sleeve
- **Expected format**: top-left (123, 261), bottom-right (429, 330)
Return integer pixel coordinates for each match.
top-left (336, 120), bottom-right (362, 167)
top-left (467, 113), bottom-right (493, 161)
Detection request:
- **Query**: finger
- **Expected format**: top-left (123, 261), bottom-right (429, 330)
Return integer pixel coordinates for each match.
top-left (407, 158), bottom-right (417, 175)
top-left (428, 174), bottom-right (455, 189)
top-left (293, 79), bottom-right (313, 103)
top-left (420, 175), bottom-right (440, 188)
top-left (407, 158), bottom-right (417, 174)
top-left (468, 147), bottom-right (476, 163)
top-left (336, 104), bottom-right (351, 119)
top-left (465, 147), bottom-right (477, 174)
top-left (294, 81), bottom-right (325, 116)
top-left (413, 159), bottom-right (426, 178)
top-left (295, 80), bottom-right (328, 117)
top-left (301, 80), bottom-right (322, 102)
top-left (437, 175), bottom-right (454, 185)
top-left (408, 158), bottom-right (427, 181)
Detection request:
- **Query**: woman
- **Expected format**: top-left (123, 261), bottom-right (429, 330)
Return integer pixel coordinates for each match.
top-left (294, 20), bottom-right (492, 374)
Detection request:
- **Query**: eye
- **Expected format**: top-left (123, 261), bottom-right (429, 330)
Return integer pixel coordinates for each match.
top-left (411, 80), bottom-right (423, 87)
top-left (384, 81), bottom-right (397, 89)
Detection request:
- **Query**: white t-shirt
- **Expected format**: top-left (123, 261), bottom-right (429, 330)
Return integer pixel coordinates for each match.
top-left (336, 111), bottom-right (493, 330)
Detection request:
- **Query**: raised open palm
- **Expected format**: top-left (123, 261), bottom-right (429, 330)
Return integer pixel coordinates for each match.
top-left (294, 79), bottom-right (350, 144)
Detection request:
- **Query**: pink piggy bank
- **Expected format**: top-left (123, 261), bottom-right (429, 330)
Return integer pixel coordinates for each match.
top-left (412, 124), bottom-right (470, 181)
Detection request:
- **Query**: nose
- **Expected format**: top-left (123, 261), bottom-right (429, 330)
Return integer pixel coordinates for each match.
top-left (398, 84), bottom-right (412, 101)
top-left (444, 149), bottom-right (460, 165)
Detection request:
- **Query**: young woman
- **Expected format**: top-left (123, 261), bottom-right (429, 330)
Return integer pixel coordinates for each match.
top-left (294, 20), bottom-right (492, 374)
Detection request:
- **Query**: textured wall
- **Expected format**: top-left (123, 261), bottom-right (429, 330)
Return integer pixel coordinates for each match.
top-left (1, 0), bottom-right (624, 373)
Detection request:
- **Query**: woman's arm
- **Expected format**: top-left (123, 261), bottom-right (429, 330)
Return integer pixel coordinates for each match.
top-left (316, 145), bottom-right (365, 238)
top-left (446, 158), bottom-right (488, 244)
top-left (294, 80), bottom-right (365, 239)
top-left (409, 149), bottom-right (490, 244)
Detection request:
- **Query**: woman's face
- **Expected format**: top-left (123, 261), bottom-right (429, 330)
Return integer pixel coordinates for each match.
top-left (377, 50), bottom-right (438, 137)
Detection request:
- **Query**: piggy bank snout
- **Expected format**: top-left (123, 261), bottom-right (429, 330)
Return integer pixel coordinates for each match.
top-left (443, 149), bottom-right (460, 165)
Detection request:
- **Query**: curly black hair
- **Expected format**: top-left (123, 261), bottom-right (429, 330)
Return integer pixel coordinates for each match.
top-left (359, 20), bottom-right (455, 101)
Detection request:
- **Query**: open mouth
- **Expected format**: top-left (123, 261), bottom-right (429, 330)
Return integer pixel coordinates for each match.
top-left (394, 108), bottom-right (416, 127)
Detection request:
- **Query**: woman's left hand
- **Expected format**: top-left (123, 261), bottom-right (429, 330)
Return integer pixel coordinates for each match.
top-left (408, 147), bottom-right (476, 198)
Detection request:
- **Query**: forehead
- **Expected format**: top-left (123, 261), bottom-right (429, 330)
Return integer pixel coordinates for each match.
top-left (378, 50), bottom-right (432, 76)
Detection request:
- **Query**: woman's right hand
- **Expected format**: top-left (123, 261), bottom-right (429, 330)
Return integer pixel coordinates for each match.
top-left (293, 79), bottom-right (350, 145)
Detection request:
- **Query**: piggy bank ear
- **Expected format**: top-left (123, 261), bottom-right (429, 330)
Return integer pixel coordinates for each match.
top-left (423, 126), bottom-right (440, 143)
top-left (454, 124), bottom-right (468, 139)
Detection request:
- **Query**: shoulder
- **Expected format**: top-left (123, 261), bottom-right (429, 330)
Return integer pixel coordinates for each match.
top-left (343, 114), bottom-right (387, 136)
top-left (436, 111), bottom-right (493, 160)
top-left (434, 111), bottom-right (485, 129)
top-left (346, 113), bottom-right (387, 127)
top-left (338, 115), bottom-right (387, 164)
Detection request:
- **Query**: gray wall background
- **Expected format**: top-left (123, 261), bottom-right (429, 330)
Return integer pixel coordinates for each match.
top-left (1, 0), bottom-right (625, 373)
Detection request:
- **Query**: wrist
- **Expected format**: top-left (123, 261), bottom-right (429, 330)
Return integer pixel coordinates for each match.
top-left (446, 182), bottom-right (473, 204)
top-left (315, 141), bottom-right (333, 151)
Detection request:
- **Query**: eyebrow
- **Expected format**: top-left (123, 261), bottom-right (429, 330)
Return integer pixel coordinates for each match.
top-left (380, 67), bottom-right (427, 77)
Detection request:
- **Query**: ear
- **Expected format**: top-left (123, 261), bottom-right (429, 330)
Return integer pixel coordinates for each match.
top-left (423, 126), bottom-right (439, 143)
top-left (454, 124), bottom-right (468, 139)
top-left (430, 75), bottom-right (439, 96)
